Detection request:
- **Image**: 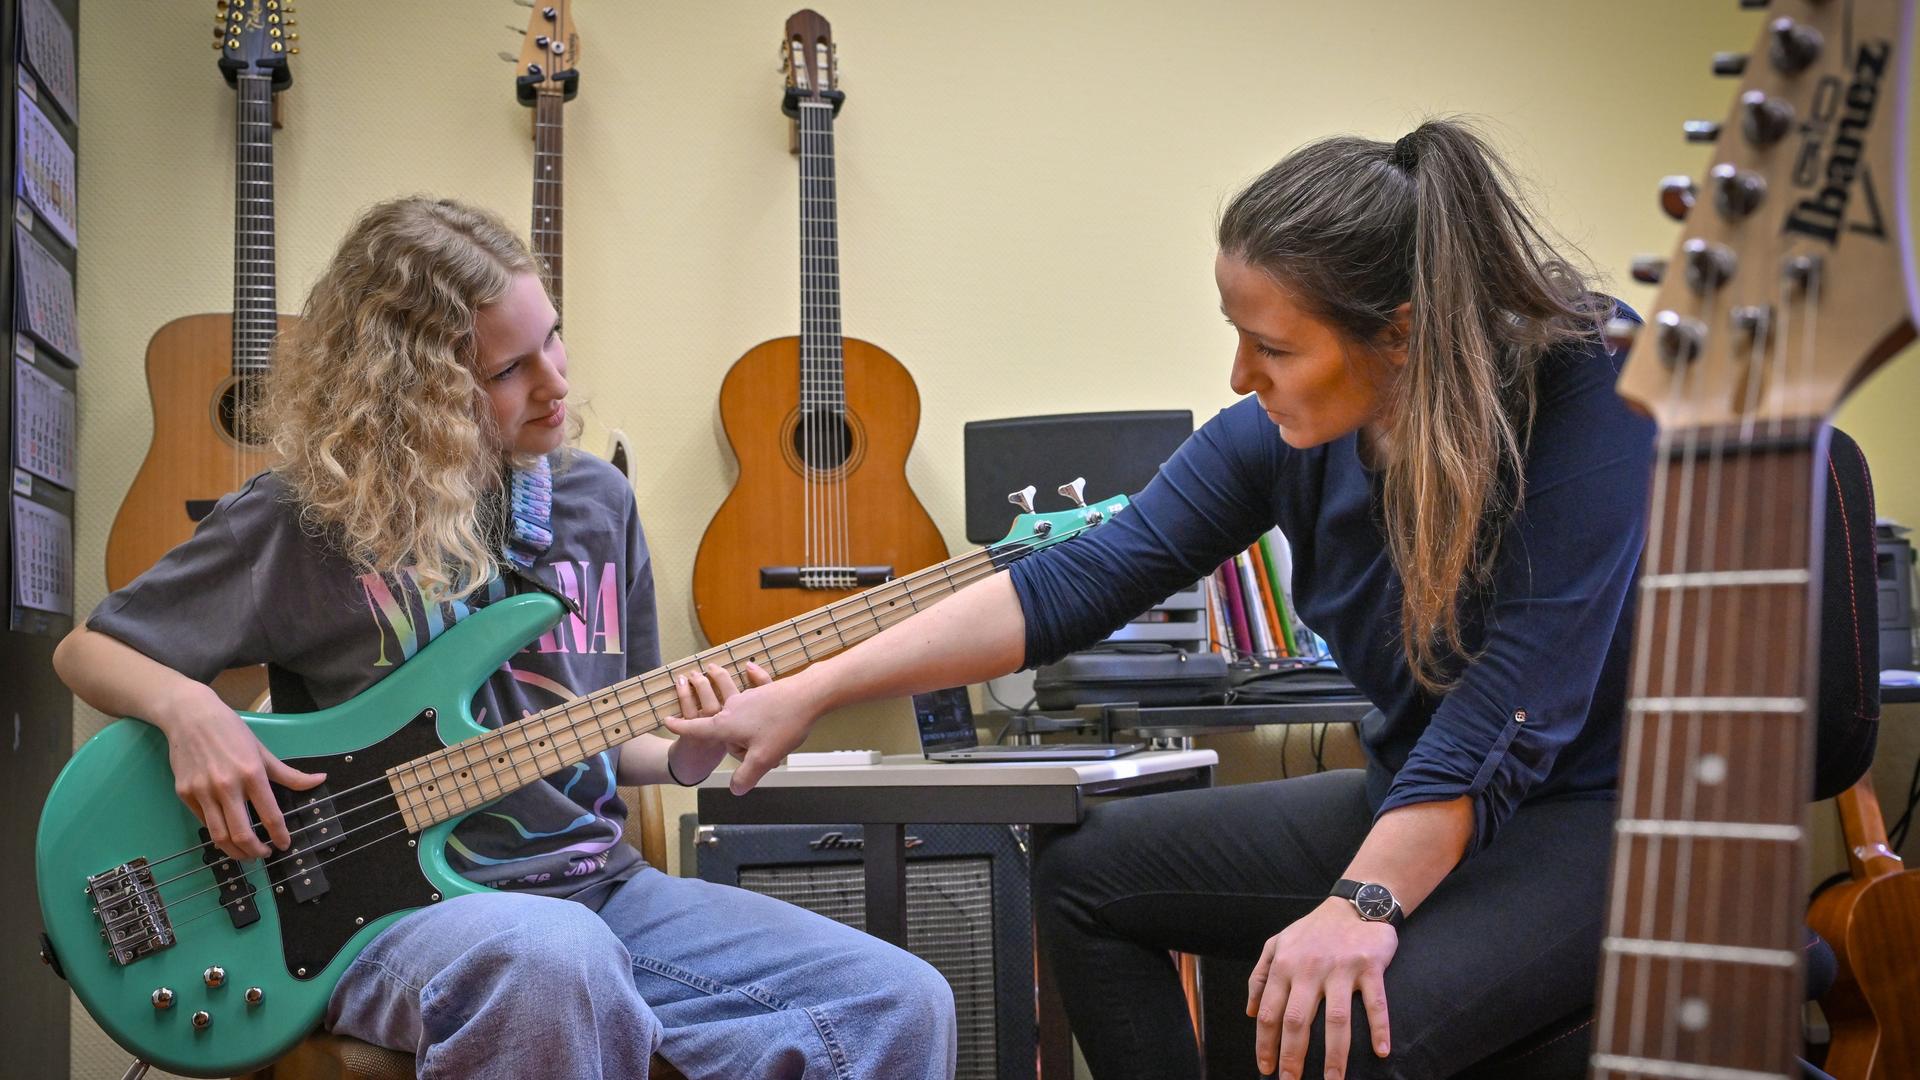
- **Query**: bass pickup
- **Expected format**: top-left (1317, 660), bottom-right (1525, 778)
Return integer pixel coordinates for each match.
top-left (760, 565), bottom-right (894, 589)
top-left (199, 828), bottom-right (261, 929)
top-left (270, 783), bottom-right (343, 904)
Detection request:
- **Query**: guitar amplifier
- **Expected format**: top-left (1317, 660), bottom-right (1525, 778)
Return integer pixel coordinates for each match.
top-left (681, 816), bottom-right (1036, 1080)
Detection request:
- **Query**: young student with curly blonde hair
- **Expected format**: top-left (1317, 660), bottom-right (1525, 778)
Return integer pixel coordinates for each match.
top-left (55, 196), bottom-right (956, 1080)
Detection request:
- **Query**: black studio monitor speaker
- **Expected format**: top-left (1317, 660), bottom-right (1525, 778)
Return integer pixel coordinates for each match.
top-left (683, 818), bottom-right (1037, 1080)
top-left (963, 411), bottom-right (1194, 544)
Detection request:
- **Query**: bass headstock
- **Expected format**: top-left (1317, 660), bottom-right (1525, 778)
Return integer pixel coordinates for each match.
top-left (782, 8), bottom-right (844, 117)
top-left (1616, 0), bottom-right (1917, 435)
top-left (990, 480), bottom-right (1131, 565)
top-left (214, 0), bottom-right (296, 91)
top-left (515, 0), bottom-right (580, 104)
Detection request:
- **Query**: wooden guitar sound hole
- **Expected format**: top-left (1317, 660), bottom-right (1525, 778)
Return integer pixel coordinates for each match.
top-left (789, 409), bottom-right (859, 475)
top-left (214, 376), bottom-right (269, 449)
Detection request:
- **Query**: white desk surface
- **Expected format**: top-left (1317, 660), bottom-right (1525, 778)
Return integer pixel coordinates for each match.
top-left (702, 748), bottom-right (1218, 789)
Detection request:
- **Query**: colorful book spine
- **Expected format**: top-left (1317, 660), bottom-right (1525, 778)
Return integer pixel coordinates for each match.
top-left (1235, 552), bottom-right (1274, 657)
top-left (1217, 562), bottom-right (1252, 656)
top-left (1248, 540), bottom-right (1289, 657)
top-left (1256, 533), bottom-right (1299, 656)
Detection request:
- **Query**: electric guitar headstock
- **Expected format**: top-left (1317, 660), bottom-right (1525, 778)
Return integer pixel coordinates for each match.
top-left (782, 8), bottom-right (844, 118)
top-left (214, 0), bottom-right (297, 91)
top-left (515, 0), bottom-right (580, 104)
top-left (1616, 0), bottom-right (1916, 436)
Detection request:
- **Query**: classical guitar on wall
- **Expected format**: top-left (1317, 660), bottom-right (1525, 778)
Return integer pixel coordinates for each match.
top-left (103, 0), bottom-right (299, 705)
top-left (691, 9), bottom-right (949, 646)
top-left (1591, 2), bottom-right (1914, 1077)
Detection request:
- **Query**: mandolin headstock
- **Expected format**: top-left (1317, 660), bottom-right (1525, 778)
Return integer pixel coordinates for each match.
top-left (1616, 0), bottom-right (1917, 436)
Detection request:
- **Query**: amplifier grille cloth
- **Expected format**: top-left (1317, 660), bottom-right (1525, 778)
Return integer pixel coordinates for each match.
top-left (740, 857), bottom-right (999, 1080)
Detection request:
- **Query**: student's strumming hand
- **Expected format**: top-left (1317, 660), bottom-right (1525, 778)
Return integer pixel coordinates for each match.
top-left (663, 661), bottom-right (771, 785)
top-left (662, 670), bottom-right (830, 795)
top-left (1247, 897), bottom-right (1396, 1080)
top-left (152, 680), bottom-right (327, 862)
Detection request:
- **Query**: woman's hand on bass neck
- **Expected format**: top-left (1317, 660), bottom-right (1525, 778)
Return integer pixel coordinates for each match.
top-left (1248, 897), bottom-right (1397, 1080)
top-left (662, 661), bottom-right (773, 785)
top-left (153, 680), bottom-right (327, 863)
top-left (663, 669), bottom-right (831, 794)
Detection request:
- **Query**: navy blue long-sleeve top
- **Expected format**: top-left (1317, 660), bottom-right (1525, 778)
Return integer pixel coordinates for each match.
top-left (1009, 330), bottom-right (1656, 856)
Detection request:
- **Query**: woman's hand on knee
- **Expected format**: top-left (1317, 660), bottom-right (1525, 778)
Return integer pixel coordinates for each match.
top-left (1246, 898), bottom-right (1395, 1080)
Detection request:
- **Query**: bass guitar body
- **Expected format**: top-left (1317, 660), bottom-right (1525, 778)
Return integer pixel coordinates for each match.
top-left (37, 594), bottom-right (558, 1078)
top-left (105, 312), bottom-right (296, 591)
top-left (693, 335), bottom-right (949, 645)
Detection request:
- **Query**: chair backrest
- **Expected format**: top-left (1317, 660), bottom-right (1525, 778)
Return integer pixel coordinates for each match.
top-left (1813, 428), bottom-right (1881, 801)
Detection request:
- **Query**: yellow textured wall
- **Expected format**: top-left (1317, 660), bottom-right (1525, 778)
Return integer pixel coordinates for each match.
top-left (66, 1), bottom-right (1918, 1075)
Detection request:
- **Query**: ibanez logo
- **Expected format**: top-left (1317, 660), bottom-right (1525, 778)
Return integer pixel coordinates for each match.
top-left (1783, 39), bottom-right (1891, 244)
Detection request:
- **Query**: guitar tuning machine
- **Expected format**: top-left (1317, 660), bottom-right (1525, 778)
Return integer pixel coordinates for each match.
top-left (1007, 485), bottom-right (1037, 514)
top-left (1057, 478), bottom-right (1087, 508)
top-left (1658, 175), bottom-right (1696, 222)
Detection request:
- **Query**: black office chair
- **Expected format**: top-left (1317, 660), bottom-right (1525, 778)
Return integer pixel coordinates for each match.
top-left (1462, 427), bottom-right (1882, 1079)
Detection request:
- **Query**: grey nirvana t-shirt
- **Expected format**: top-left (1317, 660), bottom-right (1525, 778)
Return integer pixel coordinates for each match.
top-left (90, 451), bottom-right (656, 904)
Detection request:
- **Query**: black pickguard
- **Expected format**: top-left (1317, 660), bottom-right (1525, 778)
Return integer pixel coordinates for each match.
top-left (270, 710), bottom-right (450, 979)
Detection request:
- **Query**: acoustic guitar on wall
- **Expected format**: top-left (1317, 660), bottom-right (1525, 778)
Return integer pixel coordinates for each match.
top-left (1590, 1), bottom-right (1915, 1076)
top-left (691, 9), bottom-right (949, 646)
top-left (104, 0), bottom-right (301, 707)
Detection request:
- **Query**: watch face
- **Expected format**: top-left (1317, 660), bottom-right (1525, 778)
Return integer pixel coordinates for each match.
top-left (1354, 883), bottom-right (1396, 921)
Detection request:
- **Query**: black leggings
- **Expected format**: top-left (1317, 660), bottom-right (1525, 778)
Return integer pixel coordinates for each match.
top-left (1032, 768), bottom-right (1616, 1079)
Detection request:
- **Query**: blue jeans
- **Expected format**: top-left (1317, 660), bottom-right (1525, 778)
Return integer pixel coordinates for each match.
top-left (325, 867), bottom-right (958, 1079)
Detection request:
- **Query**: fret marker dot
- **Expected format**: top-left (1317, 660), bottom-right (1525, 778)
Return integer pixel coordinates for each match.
top-left (1678, 997), bottom-right (1709, 1031)
top-left (1695, 755), bottom-right (1727, 786)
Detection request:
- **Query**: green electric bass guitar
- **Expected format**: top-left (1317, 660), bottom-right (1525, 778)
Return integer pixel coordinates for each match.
top-left (38, 489), bottom-right (1127, 1077)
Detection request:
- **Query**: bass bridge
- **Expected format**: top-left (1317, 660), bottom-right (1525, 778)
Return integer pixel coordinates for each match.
top-left (87, 858), bottom-right (175, 966)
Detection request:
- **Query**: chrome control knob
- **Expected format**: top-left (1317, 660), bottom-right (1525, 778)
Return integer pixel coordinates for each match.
top-left (203, 965), bottom-right (226, 988)
top-left (151, 988), bottom-right (175, 1010)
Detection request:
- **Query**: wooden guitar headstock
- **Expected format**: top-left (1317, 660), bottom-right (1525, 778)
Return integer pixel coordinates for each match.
top-left (1616, 0), bottom-right (1917, 435)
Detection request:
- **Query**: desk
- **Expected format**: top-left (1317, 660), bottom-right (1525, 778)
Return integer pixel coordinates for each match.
top-left (697, 750), bottom-right (1216, 1078)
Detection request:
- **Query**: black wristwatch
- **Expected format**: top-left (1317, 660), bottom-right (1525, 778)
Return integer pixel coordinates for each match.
top-left (1330, 878), bottom-right (1404, 928)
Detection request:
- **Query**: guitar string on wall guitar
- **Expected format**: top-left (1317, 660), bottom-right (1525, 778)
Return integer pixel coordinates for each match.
top-left (1592, 2), bottom-right (1916, 1078)
top-left (691, 8), bottom-right (950, 646)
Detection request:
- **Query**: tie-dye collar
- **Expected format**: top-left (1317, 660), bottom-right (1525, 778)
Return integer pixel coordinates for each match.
top-left (501, 455), bottom-right (555, 573)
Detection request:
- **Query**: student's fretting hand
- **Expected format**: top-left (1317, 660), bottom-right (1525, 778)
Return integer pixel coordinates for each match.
top-left (1247, 898), bottom-right (1396, 1080)
top-left (663, 661), bottom-right (772, 785)
top-left (156, 683), bottom-right (327, 863)
top-left (662, 671), bottom-right (828, 794)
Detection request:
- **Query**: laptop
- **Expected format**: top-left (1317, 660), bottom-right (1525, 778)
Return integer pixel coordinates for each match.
top-left (912, 686), bottom-right (1143, 762)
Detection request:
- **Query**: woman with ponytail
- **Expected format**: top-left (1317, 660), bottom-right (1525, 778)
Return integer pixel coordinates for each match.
top-left (674, 119), bottom-right (1655, 1078)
